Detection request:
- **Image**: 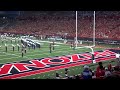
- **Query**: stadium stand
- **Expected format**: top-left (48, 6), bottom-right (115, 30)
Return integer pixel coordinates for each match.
top-left (0, 11), bottom-right (120, 41)
top-left (53, 62), bottom-right (120, 79)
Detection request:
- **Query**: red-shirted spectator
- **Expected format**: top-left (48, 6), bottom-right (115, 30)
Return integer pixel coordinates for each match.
top-left (110, 66), bottom-right (120, 78)
top-left (96, 62), bottom-right (105, 79)
top-left (108, 63), bottom-right (112, 72)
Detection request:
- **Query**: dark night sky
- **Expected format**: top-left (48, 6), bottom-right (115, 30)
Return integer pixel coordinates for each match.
top-left (0, 11), bottom-right (18, 17)
top-left (0, 11), bottom-right (18, 14)
top-left (0, 11), bottom-right (119, 18)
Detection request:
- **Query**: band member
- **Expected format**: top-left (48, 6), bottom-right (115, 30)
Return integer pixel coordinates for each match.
top-left (56, 73), bottom-right (61, 79)
top-left (92, 54), bottom-right (96, 63)
top-left (49, 43), bottom-right (52, 53)
top-left (6, 40), bottom-right (8, 43)
top-left (87, 40), bottom-right (89, 46)
top-left (11, 40), bottom-right (12, 43)
top-left (38, 44), bottom-right (41, 48)
top-left (73, 42), bottom-right (75, 50)
top-left (53, 41), bottom-right (55, 50)
top-left (5, 44), bottom-right (7, 52)
top-left (65, 68), bottom-right (69, 77)
top-left (32, 44), bottom-right (34, 49)
top-left (17, 44), bottom-right (20, 51)
top-left (25, 48), bottom-right (27, 53)
top-left (22, 50), bottom-right (24, 57)
top-left (15, 38), bottom-right (16, 43)
top-left (18, 40), bottom-right (19, 43)
top-left (12, 44), bottom-right (15, 52)
top-left (33, 45), bottom-right (36, 50)
top-left (71, 41), bottom-right (73, 48)
top-left (21, 47), bottom-right (24, 52)
top-left (28, 44), bottom-right (31, 50)
top-left (2, 40), bottom-right (3, 44)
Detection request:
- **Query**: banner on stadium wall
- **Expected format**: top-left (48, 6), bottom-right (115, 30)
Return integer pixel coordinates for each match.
top-left (0, 50), bottom-right (116, 79)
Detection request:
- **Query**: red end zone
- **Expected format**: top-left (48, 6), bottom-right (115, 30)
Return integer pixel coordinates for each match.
top-left (0, 49), bottom-right (116, 79)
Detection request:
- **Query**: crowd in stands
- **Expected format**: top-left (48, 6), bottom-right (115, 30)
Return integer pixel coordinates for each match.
top-left (53, 61), bottom-right (120, 79)
top-left (0, 11), bottom-right (120, 40)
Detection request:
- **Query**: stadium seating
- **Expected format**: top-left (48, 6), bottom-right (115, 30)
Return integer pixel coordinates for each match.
top-left (0, 11), bottom-right (120, 40)
top-left (54, 63), bottom-right (120, 79)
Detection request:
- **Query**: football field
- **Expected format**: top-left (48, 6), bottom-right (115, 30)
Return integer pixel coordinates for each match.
top-left (0, 37), bottom-right (118, 79)
top-left (0, 38), bottom-right (104, 64)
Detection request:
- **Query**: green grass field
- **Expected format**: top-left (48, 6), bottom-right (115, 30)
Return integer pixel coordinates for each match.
top-left (0, 37), bottom-right (118, 79)
top-left (21, 59), bottom-right (117, 79)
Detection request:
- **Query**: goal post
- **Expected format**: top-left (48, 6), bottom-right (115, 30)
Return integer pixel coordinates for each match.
top-left (75, 11), bottom-right (78, 48)
top-left (75, 11), bottom-right (96, 63)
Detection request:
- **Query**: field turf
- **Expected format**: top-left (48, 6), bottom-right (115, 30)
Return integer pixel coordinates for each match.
top-left (0, 37), bottom-right (118, 79)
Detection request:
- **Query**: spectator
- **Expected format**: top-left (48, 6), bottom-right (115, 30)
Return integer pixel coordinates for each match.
top-left (75, 75), bottom-right (80, 79)
top-left (105, 67), bottom-right (111, 77)
top-left (55, 73), bottom-right (62, 79)
top-left (96, 62), bottom-right (105, 79)
top-left (65, 68), bottom-right (69, 77)
top-left (81, 65), bottom-right (92, 79)
top-left (107, 63), bottom-right (112, 72)
top-left (108, 66), bottom-right (120, 79)
top-left (92, 71), bottom-right (96, 79)
top-left (1, 11), bottom-right (120, 40)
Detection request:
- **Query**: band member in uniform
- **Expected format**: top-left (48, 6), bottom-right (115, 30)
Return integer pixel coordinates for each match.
top-left (53, 41), bottom-right (55, 50)
top-left (73, 42), bottom-right (75, 50)
top-left (71, 41), bottom-right (73, 48)
top-left (65, 68), bottom-right (69, 77)
top-left (92, 53), bottom-right (96, 63)
top-left (17, 44), bottom-right (20, 51)
top-left (56, 73), bottom-right (60, 79)
top-left (49, 43), bottom-right (52, 53)
top-left (39, 44), bottom-right (41, 49)
top-left (5, 44), bottom-right (7, 52)
top-left (11, 39), bottom-right (12, 43)
top-left (12, 44), bottom-right (15, 52)
top-left (38, 44), bottom-right (41, 48)
top-left (2, 40), bottom-right (3, 44)
top-left (32, 44), bottom-right (34, 49)
top-left (87, 40), bottom-right (89, 46)
top-left (22, 50), bottom-right (24, 57)
top-left (28, 44), bottom-right (30, 50)
top-left (25, 48), bottom-right (27, 53)
top-left (18, 39), bottom-right (19, 43)
top-left (15, 38), bottom-right (16, 43)
top-left (33, 44), bottom-right (35, 50)
top-left (21, 47), bottom-right (24, 52)
top-left (6, 40), bottom-right (7, 43)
